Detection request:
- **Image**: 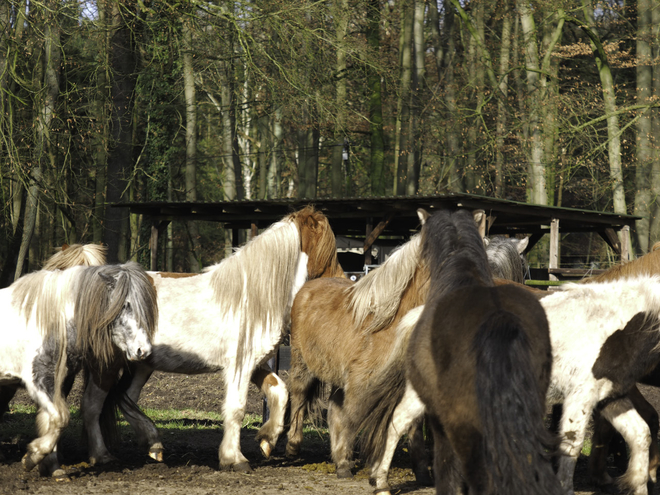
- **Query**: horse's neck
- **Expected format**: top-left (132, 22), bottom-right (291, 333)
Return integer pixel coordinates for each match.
top-left (392, 265), bottom-right (430, 324)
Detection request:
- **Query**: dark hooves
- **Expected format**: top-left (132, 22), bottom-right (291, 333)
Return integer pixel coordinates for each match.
top-left (414, 469), bottom-right (434, 487)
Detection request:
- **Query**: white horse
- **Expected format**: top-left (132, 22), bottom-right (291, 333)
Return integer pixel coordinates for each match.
top-left (0, 262), bottom-right (157, 478)
top-left (356, 275), bottom-right (660, 495)
top-left (83, 206), bottom-right (343, 471)
top-left (41, 243), bottom-right (107, 270)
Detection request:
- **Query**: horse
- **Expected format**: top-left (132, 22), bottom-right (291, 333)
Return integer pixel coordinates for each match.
top-left (354, 209), bottom-right (560, 495)
top-left (0, 262), bottom-right (157, 478)
top-left (0, 243), bottom-right (109, 420)
top-left (282, 209), bottom-right (533, 493)
top-left (580, 247), bottom-right (660, 489)
top-left (82, 206), bottom-right (344, 472)
top-left (484, 235), bottom-right (529, 283)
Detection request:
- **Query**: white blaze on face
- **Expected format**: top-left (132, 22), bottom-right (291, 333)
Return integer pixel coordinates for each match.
top-left (112, 308), bottom-right (152, 361)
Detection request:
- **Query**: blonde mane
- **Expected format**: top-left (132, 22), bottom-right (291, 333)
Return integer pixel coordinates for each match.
top-left (208, 216), bottom-right (302, 365)
top-left (42, 243), bottom-right (107, 270)
top-left (346, 234), bottom-right (425, 334)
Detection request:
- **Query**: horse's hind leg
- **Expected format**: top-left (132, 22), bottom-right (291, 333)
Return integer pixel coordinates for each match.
top-left (252, 363), bottom-right (288, 458)
top-left (285, 348), bottom-right (319, 458)
top-left (600, 396), bottom-right (652, 495)
top-left (327, 388), bottom-right (355, 478)
top-left (428, 416), bottom-right (462, 495)
top-left (589, 409), bottom-right (617, 487)
top-left (408, 416), bottom-right (433, 486)
top-left (369, 382), bottom-right (428, 494)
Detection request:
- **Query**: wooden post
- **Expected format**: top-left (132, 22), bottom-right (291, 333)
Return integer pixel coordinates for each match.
top-left (150, 224), bottom-right (159, 271)
top-left (549, 218), bottom-right (559, 281)
top-left (365, 217), bottom-right (373, 266)
top-left (620, 225), bottom-right (631, 262)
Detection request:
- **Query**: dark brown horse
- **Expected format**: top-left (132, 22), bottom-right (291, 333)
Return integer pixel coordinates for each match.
top-left (359, 209), bottom-right (562, 495)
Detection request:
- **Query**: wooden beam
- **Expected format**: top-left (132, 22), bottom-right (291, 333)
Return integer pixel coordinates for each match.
top-left (598, 228), bottom-right (621, 254)
top-left (549, 219), bottom-right (559, 281)
top-left (363, 213), bottom-right (396, 252)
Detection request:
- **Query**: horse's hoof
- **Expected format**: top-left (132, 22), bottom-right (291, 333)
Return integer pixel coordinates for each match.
top-left (373, 490), bottom-right (392, 495)
top-left (52, 469), bottom-right (70, 482)
top-left (651, 468), bottom-right (658, 484)
top-left (414, 469), bottom-right (433, 487)
top-left (149, 447), bottom-right (164, 462)
top-left (260, 440), bottom-right (272, 459)
top-left (285, 444), bottom-right (299, 458)
top-left (21, 454), bottom-right (37, 472)
top-left (336, 467), bottom-right (353, 479)
top-left (90, 453), bottom-right (119, 466)
top-left (232, 462), bottom-right (253, 473)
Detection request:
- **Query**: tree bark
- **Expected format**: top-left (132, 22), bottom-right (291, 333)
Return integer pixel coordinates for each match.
top-left (104, 0), bottom-right (138, 263)
top-left (16, 3), bottom-right (60, 279)
top-left (367, 0), bottom-right (386, 196)
top-left (635, 0), bottom-right (652, 252)
top-left (182, 16), bottom-right (200, 272)
top-left (495, 2), bottom-right (512, 197)
top-left (331, 0), bottom-right (349, 197)
top-left (405, 0), bottom-right (425, 195)
top-left (394, 0), bottom-right (414, 195)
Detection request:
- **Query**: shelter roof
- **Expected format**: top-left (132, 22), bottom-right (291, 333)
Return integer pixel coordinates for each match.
top-left (116, 193), bottom-right (639, 238)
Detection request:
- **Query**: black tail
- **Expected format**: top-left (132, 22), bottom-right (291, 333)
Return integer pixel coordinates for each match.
top-left (356, 362), bottom-right (408, 467)
top-left (473, 311), bottom-right (562, 495)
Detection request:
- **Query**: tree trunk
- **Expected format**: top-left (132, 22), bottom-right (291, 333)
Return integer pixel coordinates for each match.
top-left (444, 2), bottom-right (462, 192)
top-left (367, 0), bottom-right (386, 196)
top-left (581, 2), bottom-right (630, 253)
top-left (495, 2), bottom-right (512, 198)
top-left (220, 60), bottom-right (242, 201)
top-left (394, 0), bottom-right (414, 195)
top-left (182, 17), bottom-right (200, 272)
top-left (267, 107), bottom-right (282, 198)
top-left (16, 3), bottom-right (60, 279)
top-left (635, 0), bottom-right (653, 252)
top-left (405, 0), bottom-right (425, 196)
top-left (649, 5), bottom-right (660, 246)
top-left (331, 0), bottom-right (348, 197)
top-left (517, 0), bottom-right (547, 205)
top-left (104, 1), bottom-right (138, 263)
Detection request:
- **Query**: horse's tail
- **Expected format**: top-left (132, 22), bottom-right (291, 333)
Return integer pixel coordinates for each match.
top-left (474, 311), bottom-right (563, 495)
top-left (356, 306), bottom-right (424, 467)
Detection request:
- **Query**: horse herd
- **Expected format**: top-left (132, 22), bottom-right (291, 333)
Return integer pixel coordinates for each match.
top-left (1, 205), bottom-right (660, 495)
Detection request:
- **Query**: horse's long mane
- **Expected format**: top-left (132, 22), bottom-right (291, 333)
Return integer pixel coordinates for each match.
top-left (42, 243), bottom-right (107, 270)
top-left (73, 263), bottom-right (158, 369)
top-left (346, 234), bottom-right (426, 334)
top-left (422, 209), bottom-right (493, 299)
top-left (207, 214), bottom-right (303, 365)
top-left (587, 248), bottom-right (660, 283)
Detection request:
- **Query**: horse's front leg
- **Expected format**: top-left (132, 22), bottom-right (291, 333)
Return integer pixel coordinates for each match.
top-left (327, 387), bottom-right (355, 478)
top-left (22, 400), bottom-right (69, 473)
top-left (219, 368), bottom-right (253, 472)
top-left (82, 369), bottom-right (120, 466)
top-left (285, 345), bottom-right (319, 458)
top-left (600, 396), bottom-right (652, 495)
top-left (251, 363), bottom-right (288, 459)
top-left (115, 363), bottom-right (163, 461)
top-left (369, 382), bottom-right (428, 495)
top-left (556, 395), bottom-right (596, 495)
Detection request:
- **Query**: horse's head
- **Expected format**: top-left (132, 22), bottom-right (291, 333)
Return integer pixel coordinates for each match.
top-left (291, 206), bottom-right (345, 279)
top-left (77, 263), bottom-right (157, 368)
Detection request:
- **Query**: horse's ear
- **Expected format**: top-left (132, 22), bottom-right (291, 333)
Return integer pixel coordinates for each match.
top-left (61, 243), bottom-right (69, 251)
top-left (99, 272), bottom-right (116, 289)
top-left (417, 209), bottom-right (430, 225)
top-left (516, 236), bottom-right (529, 254)
top-left (304, 211), bottom-right (320, 231)
top-left (472, 210), bottom-right (486, 238)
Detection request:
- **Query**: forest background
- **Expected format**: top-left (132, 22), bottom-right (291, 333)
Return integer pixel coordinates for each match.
top-left (0, 0), bottom-right (659, 283)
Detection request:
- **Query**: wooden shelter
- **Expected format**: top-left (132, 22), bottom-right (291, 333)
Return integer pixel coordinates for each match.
top-left (116, 193), bottom-right (639, 279)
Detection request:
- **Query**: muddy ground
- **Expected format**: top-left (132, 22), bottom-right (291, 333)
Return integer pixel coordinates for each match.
top-left (0, 371), bottom-right (656, 495)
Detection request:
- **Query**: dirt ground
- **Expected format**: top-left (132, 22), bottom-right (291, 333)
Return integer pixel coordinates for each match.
top-left (0, 371), bottom-right (657, 495)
